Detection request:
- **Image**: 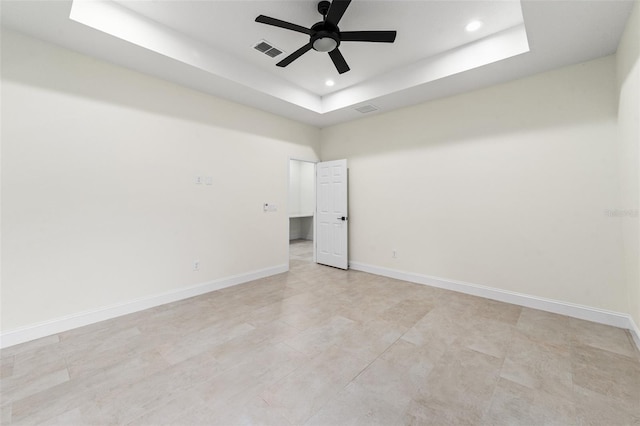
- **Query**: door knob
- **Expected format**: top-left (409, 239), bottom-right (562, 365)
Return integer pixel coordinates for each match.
top-left (337, 216), bottom-right (348, 221)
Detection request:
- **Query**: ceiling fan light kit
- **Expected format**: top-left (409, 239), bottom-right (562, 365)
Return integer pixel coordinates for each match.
top-left (255, 0), bottom-right (397, 74)
top-left (312, 33), bottom-right (339, 52)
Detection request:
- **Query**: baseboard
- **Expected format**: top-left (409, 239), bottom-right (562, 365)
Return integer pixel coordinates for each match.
top-left (4, 262), bottom-right (638, 352)
top-left (350, 261), bottom-right (640, 350)
top-left (629, 316), bottom-right (640, 350)
top-left (0, 264), bottom-right (288, 349)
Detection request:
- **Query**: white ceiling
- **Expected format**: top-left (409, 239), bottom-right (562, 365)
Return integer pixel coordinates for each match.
top-left (113, 0), bottom-right (525, 95)
top-left (1, 0), bottom-right (634, 127)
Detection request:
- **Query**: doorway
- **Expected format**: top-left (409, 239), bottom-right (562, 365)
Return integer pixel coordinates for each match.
top-left (289, 159), bottom-right (316, 265)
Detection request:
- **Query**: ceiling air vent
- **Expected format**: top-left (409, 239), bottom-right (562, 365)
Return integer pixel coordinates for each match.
top-left (355, 104), bottom-right (379, 114)
top-left (253, 40), bottom-right (284, 59)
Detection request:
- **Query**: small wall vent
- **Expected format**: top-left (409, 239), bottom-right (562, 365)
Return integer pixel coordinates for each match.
top-left (253, 40), bottom-right (285, 59)
top-left (354, 104), bottom-right (379, 114)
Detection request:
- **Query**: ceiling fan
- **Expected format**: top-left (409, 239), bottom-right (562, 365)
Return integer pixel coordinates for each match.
top-left (255, 0), bottom-right (397, 74)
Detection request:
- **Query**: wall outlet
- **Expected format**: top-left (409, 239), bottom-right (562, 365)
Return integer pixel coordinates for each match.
top-left (392, 249), bottom-right (397, 259)
top-left (193, 260), bottom-right (200, 271)
top-left (195, 176), bottom-right (203, 185)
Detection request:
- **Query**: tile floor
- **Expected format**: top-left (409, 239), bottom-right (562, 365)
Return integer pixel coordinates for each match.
top-left (1, 239), bottom-right (639, 425)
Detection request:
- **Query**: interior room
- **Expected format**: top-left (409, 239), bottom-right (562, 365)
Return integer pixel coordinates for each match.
top-left (1, 0), bottom-right (639, 424)
top-left (289, 159), bottom-right (315, 264)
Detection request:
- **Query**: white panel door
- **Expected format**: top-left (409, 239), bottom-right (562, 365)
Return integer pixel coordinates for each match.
top-left (316, 159), bottom-right (348, 269)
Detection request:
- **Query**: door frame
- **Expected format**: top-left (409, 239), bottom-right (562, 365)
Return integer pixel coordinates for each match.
top-left (287, 157), bottom-right (318, 268)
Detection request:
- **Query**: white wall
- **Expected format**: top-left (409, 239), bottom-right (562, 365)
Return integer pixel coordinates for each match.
top-left (0, 29), bottom-right (320, 334)
top-left (289, 217), bottom-right (313, 241)
top-left (289, 160), bottom-right (315, 216)
top-left (616, 0), bottom-right (640, 329)
top-left (300, 162), bottom-right (315, 216)
top-left (289, 160), bottom-right (302, 215)
top-left (289, 160), bottom-right (314, 241)
top-left (322, 56), bottom-right (627, 313)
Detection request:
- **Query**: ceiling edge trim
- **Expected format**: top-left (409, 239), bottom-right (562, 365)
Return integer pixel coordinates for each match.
top-left (69, 0), bottom-right (322, 112)
top-left (321, 24), bottom-right (530, 113)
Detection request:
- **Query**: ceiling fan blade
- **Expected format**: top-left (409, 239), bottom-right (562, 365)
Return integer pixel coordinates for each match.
top-left (277, 43), bottom-right (313, 67)
top-left (255, 15), bottom-right (313, 35)
top-left (325, 0), bottom-right (351, 26)
top-left (329, 48), bottom-right (350, 74)
top-left (340, 31), bottom-right (397, 43)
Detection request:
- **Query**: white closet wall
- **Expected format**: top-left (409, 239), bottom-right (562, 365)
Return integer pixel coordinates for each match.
top-left (289, 160), bottom-right (315, 240)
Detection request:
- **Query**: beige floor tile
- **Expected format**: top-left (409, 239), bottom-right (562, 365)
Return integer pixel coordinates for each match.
top-left (336, 318), bottom-right (407, 364)
top-left (245, 300), bottom-right (308, 329)
top-left (483, 377), bottom-right (576, 425)
top-left (156, 402), bottom-right (211, 425)
top-left (196, 342), bottom-right (308, 408)
top-left (0, 356), bottom-right (15, 380)
top-left (126, 391), bottom-right (204, 425)
top-left (516, 308), bottom-right (572, 349)
top-left (157, 320), bottom-right (256, 365)
top-left (401, 306), bottom-right (469, 348)
top-left (306, 381), bottom-right (405, 426)
top-left (1, 368), bottom-right (70, 405)
top-left (57, 317), bottom-right (139, 350)
top-left (1, 403), bottom-right (12, 425)
top-left (89, 354), bottom-right (220, 425)
top-left (472, 297), bottom-right (523, 325)
top-left (379, 298), bottom-right (435, 328)
top-left (380, 338), bottom-right (446, 379)
top-left (33, 406), bottom-right (84, 426)
top-left (2, 240), bottom-right (639, 425)
top-left (403, 398), bottom-right (480, 426)
top-left (573, 384), bottom-right (640, 425)
top-left (437, 290), bottom-right (489, 313)
top-left (500, 332), bottom-right (572, 399)
top-left (69, 350), bottom-right (170, 405)
top-left (204, 395), bottom-right (294, 426)
top-left (10, 346), bottom-right (66, 381)
top-left (67, 344), bottom-right (168, 382)
top-left (459, 316), bottom-right (514, 359)
top-left (344, 356), bottom-right (420, 410)
top-left (9, 378), bottom-right (97, 425)
top-left (278, 298), bottom-right (346, 331)
top-left (209, 321), bottom-right (302, 367)
top-left (284, 315), bottom-right (356, 357)
top-left (570, 317), bottom-right (640, 359)
top-left (167, 395), bottom-right (289, 426)
top-left (571, 343), bottom-right (640, 412)
top-left (1, 346), bottom-right (67, 403)
top-left (261, 345), bottom-right (370, 424)
top-left (0, 335), bottom-right (60, 359)
top-left (406, 346), bottom-right (502, 425)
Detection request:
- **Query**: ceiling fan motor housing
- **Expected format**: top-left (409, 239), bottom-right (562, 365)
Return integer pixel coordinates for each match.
top-left (311, 21), bottom-right (340, 52)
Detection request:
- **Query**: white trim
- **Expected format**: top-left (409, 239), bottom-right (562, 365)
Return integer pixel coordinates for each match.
top-left (0, 264), bottom-right (288, 349)
top-left (350, 261), bottom-right (640, 349)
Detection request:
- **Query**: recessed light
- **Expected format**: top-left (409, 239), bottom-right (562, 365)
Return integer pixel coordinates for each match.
top-left (465, 20), bottom-right (483, 32)
top-left (325, 79), bottom-right (335, 87)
